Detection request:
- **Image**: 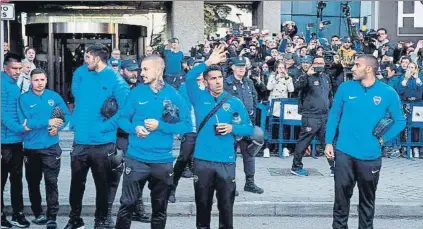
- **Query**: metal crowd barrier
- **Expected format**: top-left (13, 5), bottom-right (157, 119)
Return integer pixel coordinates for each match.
top-left (257, 99), bottom-right (423, 159)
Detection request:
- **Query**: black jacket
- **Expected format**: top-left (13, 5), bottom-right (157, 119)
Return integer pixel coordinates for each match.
top-left (224, 75), bottom-right (258, 122)
top-left (295, 72), bottom-right (333, 118)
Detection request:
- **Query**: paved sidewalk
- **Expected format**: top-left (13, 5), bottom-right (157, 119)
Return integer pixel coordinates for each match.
top-left (4, 138), bottom-right (423, 217)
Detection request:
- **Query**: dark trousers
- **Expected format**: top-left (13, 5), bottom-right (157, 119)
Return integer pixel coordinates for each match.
top-left (68, 143), bottom-right (115, 221)
top-left (173, 133), bottom-right (196, 188)
top-left (1, 143), bottom-right (24, 214)
top-left (292, 116), bottom-right (334, 171)
top-left (193, 159), bottom-right (236, 229)
top-left (333, 151), bottom-right (382, 229)
top-left (24, 144), bottom-right (61, 220)
top-left (235, 139), bottom-right (255, 177)
top-left (115, 158), bottom-right (173, 229)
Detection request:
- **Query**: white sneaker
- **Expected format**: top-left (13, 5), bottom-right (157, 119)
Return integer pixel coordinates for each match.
top-left (413, 148), bottom-right (420, 158)
top-left (282, 148), bottom-right (290, 157)
top-left (263, 148), bottom-right (270, 158)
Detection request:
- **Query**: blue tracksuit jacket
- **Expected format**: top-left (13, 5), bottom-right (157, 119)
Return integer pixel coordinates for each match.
top-left (71, 66), bottom-right (130, 145)
top-left (18, 89), bottom-right (71, 149)
top-left (185, 63), bottom-right (253, 163)
top-left (118, 83), bottom-right (191, 163)
top-left (1, 72), bottom-right (25, 143)
top-left (325, 80), bottom-right (406, 160)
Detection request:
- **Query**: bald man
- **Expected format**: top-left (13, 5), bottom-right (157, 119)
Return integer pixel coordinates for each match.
top-left (115, 55), bottom-right (191, 229)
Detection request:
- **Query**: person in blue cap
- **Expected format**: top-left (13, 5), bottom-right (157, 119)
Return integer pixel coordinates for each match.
top-left (109, 57), bottom-right (120, 72)
top-left (185, 44), bottom-right (253, 229)
top-left (18, 68), bottom-right (71, 229)
top-left (104, 58), bottom-right (151, 228)
top-left (224, 56), bottom-right (265, 195)
top-left (325, 54), bottom-right (406, 229)
top-left (1, 53), bottom-right (32, 229)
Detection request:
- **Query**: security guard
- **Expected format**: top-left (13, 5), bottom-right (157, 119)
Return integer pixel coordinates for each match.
top-left (104, 59), bottom-right (151, 228)
top-left (291, 56), bottom-right (335, 177)
top-left (115, 55), bottom-right (191, 229)
top-left (224, 56), bottom-right (264, 194)
top-left (185, 45), bottom-right (253, 229)
top-left (18, 68), bottom-right (71, 229)
top-left (1, 53), bottom-right (31, 229)
top-left (64, 44), bottom-right (130, 229)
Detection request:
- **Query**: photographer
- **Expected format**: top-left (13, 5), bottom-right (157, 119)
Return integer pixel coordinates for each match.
top-left (281, 21), bottom-right (298, 40)
top-left (250, 62), bottom-right (268, 102)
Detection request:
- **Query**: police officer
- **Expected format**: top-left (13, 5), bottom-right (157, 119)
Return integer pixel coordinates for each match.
top-left (224, 56), bottom-right (264, 194)
top-left (325, 55), bottom-right (406, 229)
top-left (104, 59), bottom-right (151, 228)
top-left (1, 53), bottom-right (31, 229)
top-left (64, 44), bottom-right (130, 229)
top-left (18, 68), bottom-right (71, 229)
top-left (185, 44), bottom-right (253, 229)
top-left (168, 60), bottom-right (206, 203)
top-left (291, 56), bottom-right (335, 177)
top-left (115, 55), bottom-right (191, 229)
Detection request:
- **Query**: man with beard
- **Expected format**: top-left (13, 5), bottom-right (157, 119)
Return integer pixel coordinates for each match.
top-left (185, 45), bottom-right (253, 229)
top-left (224, 56), bottom-right (264, 195)
top-left (115, 55), bottom-right (191, 229)
top-left (1, 53), bottom-right (31, 229)
top-left (64, 44), bottom-right (130, 229)
top-left (325, 55), bottom-right (405, 229)
top-left (18, 68), bottom-right (70, 229)
top-left (104, 59), bottom-right (151, 228)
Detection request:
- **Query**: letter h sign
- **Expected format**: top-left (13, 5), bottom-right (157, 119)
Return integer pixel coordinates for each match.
top-left (397, 1), bottom-right (423, 36)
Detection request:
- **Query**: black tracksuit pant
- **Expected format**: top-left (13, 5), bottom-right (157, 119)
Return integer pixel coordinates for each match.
top-left (115, 157), bottom-right (173, 229)
top-left (292, 116), bottom-right (334, 171)
top-left (1, 143), bottom-right (24, 214)
top-left (333, 150), bottom-right (382, 229)
top-left (24, 143), bottom-right (61, 220)
top-left (173, 132), bottom-right (196, 188)
top-left (68, 143), bottom-right (115, 222)
top-left (193, 159), bottom-right (236, 229)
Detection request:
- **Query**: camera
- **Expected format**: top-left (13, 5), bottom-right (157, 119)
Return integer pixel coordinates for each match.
top-left (324, 51), bottom-right (337, 68)
top-left (341, 2), bottom-right (350, 16)
top-left (363, 29), bottom-right (378, 42)
top-left (317, 1), bottom-right (326, 9)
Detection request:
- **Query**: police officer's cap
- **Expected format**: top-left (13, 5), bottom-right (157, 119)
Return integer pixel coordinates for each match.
top-left (121, 59), bottom-right (139, 71)
top-left (110, 57), bottom-right (120, 66)
top-left (300, 56), bottom-right (313, 64)
top-left (231, 56), bottom-right (247, 66)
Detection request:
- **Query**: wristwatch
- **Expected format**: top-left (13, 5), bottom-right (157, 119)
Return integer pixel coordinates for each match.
top-left (378, 136), bottom-right (384, 146)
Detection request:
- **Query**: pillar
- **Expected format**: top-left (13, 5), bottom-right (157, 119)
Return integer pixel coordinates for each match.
top-left (171, 1), bottom-right (204, 54)
top-left (254, 1), bottom-right (281, 34)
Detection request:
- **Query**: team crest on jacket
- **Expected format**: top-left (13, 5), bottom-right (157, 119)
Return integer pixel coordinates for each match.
top-left (373, 96), bottom-right (382, 105)
top-left (125, 166), bottom-right (131, 175)
top-left (48, 99), bottom-right (54, 106)
top-left (222, 103), bottom-right (230, 111)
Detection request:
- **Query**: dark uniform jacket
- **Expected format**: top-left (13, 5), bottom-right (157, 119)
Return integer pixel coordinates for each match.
top-left (224, 75), bottom-right (258, 122)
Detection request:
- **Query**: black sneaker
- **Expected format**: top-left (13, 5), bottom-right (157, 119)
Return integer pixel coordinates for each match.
top-left (244, 182), bottom-right (264, 194)
top-left (11, 212), bottom-right (30, 228)
top-left (1, 213), bottom-right (12, 229)
top-left (32, 215), bottom-right (48, 225)
top-left (46, 220), bottom-right (57, 229)
top-left (63, 218), bottom-right (85, 229)
top-left (94, 219), bottom-right (105, 229)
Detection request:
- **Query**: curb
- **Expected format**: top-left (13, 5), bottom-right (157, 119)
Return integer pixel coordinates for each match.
top-left (4, 201), bottom-right (423, 218)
